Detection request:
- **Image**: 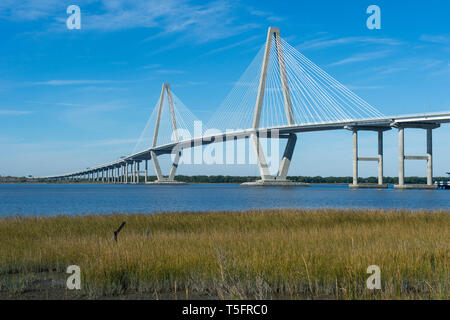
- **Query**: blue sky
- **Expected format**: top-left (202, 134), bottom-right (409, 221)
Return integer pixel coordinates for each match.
top-left (0, 0), bottom-right (449, 177)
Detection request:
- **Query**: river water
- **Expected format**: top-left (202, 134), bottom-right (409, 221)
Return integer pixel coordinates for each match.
top-left (0, 183), bottom-right (449, 217)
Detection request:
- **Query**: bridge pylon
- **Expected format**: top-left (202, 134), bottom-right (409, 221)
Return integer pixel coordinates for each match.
top-left (243, 27), bottom-right (307, 186)
top-left (148, 83), bottom-right (185, 185)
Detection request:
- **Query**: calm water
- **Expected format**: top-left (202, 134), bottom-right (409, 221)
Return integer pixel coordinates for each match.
top-left (0, 183), bottom-right (449, 217)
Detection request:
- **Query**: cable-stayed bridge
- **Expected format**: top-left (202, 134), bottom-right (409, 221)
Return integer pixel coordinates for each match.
top-left (45, 27), bottom-right (450, 189)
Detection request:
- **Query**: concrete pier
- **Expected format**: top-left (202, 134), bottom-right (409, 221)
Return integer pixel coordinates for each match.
top-left (398, 127), bottom-right (404, 186)
top-left (346, 126), bottom-right (390, 189)
top-left (145, 160), bottom-right (148, 184)
top-left (352, 130), bottom-right (358, 186)
top-left (427, 128), bottom-right (432, 186)
top-left (394, 123), bottom-right (439, 189)
top-left (241, 179), bottom-right (308, 186)
top-left (146, 180), bottom-right (186, 185)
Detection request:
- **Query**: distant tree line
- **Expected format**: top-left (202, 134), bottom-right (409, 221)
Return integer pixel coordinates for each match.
top-left (0, 176), bottom-right (36, 183)
top-left (2, 174), bottom-right (448, 184)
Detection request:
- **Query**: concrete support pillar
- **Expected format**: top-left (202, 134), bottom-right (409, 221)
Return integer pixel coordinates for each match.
top-left (135, 162), bottom-right (138, 183)
top-left (352, 130), bottom-right (358, 185)
top-left (398, 127), bottom-right (405, 186)
top-left (151, 151), bottom-right (164, 181)
top-left (125, 163), bottom-right (128, 184)
top-left (137, 162), bottom-right (140, 183)
top-left (378, 131), bottom-right (383, 185)
top-left (145, 160), bottom-right (148, 184)
top-left (427, 128), bottom-right (433, 185)
top-left (169, 151), bottom-right (181, 181)
top-left (277, 133), bottom-right (297, 180)
top-left (250, 133), bottom-right (273, 180)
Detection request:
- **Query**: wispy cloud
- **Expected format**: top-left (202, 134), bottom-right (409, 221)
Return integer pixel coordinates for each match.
top-left (328, 50), bottom-right (391, 66)
top-left (143, 64), bottom-right (163, 69)
top-left (202, 35), bottom-right (260, 56)
top-left (143, 64), bottom-right (186, 75)
top-left (85, 138), bottom-right (138, 147)
top-left (25, 101), bottom-right (92, 108)
top-left (370, 58), bottom-right (446, 76)
top-left (0, 0), bottom-right (62, 20)
top-left (247, 8), bottom-right (283, 23)
top-left (420, 34), bottom-right (450, 45)
top-left (428, 62), bottom-right (450, 77)
top-left (297, 36), bottom-right (403, 51)
top-left (29, 79), bottom-right (124, 86)
top-left (1, 0), bottom-right (262, 44)
top-left (154, 69), bottom-right (185, 75)
top-left (173, 81), bottom-right (206, 88)
top-left (0, 109), bottom-right (32, 115)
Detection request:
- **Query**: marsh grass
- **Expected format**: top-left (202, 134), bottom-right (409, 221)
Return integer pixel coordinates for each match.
top-left (0, 209), bottom-right (448, 299)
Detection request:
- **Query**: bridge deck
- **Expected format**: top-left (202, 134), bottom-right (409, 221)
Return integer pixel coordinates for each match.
top-left (44, 112), bottom-right (450, 179)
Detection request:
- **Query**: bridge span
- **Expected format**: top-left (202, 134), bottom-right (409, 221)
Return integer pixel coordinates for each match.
top-left (43, 27), bottom-right (450, 189)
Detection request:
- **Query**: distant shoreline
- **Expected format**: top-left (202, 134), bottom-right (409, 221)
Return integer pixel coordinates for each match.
top-left (1, 175), bottom-right (448, 185)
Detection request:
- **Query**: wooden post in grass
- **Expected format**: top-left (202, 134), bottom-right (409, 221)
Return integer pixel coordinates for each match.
top-left (114, 221), bottom-right (126, 242)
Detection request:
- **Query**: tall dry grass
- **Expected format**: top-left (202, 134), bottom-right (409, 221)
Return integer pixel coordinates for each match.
top-left (0, 209), bottom-right (448, 299)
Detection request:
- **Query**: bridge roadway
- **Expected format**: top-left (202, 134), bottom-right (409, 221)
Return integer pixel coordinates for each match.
top-left (45, 111), bottom-right (450, 189)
